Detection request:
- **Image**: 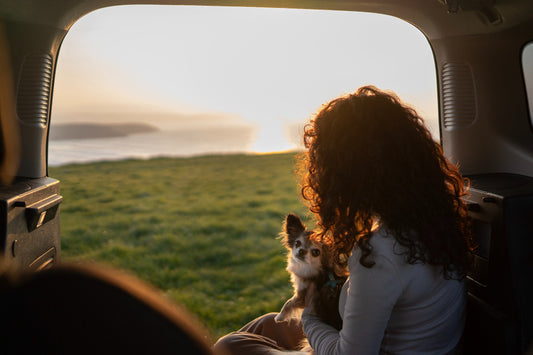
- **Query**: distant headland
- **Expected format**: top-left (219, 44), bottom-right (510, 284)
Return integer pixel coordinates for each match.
top-left (50, 122), bottom-right (158, 140)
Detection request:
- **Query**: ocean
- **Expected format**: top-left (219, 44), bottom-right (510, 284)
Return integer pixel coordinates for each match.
top-left (48, 127), bottom-right (257, 166)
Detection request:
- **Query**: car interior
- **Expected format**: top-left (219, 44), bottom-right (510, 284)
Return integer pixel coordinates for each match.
top-left (0, 0), bottom-right (532, 353)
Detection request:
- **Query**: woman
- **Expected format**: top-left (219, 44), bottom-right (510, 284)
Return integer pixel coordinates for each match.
top-left (214, 86), bottom-right (473, 354)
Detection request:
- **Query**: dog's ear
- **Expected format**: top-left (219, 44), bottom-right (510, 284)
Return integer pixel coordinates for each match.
top-left (284, 213), bottom-right (305, 237)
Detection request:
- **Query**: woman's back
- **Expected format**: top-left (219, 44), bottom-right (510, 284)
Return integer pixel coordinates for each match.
top-left (304, 227), bottom-right (466, 354)
top-left (349, 228), bottom-right (465, 354)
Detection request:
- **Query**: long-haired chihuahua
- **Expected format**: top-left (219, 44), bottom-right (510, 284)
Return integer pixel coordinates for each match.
top-left (275, 213), bottom-right (346, 330)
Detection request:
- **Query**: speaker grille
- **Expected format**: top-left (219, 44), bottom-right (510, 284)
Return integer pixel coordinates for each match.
top-left (442, 62), bottom-right (477, 129)
top-left (17, 53), bottom-right (53, 125)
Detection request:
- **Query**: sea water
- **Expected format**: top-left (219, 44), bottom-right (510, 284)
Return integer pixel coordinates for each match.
top-left (48, 127), bottom-right (256, 166)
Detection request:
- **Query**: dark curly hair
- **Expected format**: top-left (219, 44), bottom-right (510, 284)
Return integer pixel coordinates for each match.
top-left (300, 86), bottom-right (474, 279)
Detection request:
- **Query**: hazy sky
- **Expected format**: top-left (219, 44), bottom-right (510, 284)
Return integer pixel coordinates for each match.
top-left (52, 5), bottom-right (438, 153)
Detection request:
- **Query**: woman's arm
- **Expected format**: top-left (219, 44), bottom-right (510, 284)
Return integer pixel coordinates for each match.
top-left (302, 252), bottom-right (404, 355)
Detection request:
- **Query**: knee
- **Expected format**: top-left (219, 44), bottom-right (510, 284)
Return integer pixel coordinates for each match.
top-left (213, 330), bottom-right (281, 355)
top-left (261, 312), bottom-right (279, 325)
top-left (213, 332), bottom-right (238, 354)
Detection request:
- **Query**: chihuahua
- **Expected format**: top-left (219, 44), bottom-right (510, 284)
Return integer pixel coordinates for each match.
top-left (275, 213), bottom-right (346, 330)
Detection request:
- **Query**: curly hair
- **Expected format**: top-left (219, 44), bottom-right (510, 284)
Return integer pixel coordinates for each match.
top-left (300, 86), bottom-right (474, 279)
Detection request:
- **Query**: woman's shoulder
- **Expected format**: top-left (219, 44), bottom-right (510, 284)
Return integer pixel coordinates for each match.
top-left (370, 227), bottom-right (406, 261)
top-left (348, 227), bottom-right (410, 269)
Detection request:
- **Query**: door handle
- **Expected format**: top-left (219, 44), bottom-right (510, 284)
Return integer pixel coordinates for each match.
top-left (24, 194), bottom-right (63, 231)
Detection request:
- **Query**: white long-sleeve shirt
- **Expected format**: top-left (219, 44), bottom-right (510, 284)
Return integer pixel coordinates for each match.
top-left (302, 227), bottom-right (465, 354)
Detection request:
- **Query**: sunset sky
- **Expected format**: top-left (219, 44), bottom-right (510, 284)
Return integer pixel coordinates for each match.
top-left (52, 5), bottom-right (438, 153)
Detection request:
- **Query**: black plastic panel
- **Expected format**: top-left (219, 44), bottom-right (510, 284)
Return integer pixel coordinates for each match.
top-left (464, 173), bottom-right (533, 354)
top-left (0, 177), bottom-right (61, 270)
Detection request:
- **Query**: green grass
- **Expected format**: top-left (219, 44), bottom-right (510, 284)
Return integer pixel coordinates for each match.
top-left (49, 152), bottom-right (311, 341)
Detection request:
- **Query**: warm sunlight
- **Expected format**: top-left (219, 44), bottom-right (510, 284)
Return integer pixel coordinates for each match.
top-left (51, 5), bottom-right (437, 164)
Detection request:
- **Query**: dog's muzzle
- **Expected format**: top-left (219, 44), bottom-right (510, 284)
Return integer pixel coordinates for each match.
top-left (296, 249), bottom-right (307, 260)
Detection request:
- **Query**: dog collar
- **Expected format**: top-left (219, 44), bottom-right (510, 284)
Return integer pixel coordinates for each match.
top-left (324, 272), bottom-right (343, 288)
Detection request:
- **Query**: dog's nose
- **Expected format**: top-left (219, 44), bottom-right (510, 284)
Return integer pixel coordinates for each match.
top-left (298, 249), bottom-right (307, 258)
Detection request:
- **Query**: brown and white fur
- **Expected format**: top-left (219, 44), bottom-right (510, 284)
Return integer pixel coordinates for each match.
top-left (275, 213), bottom-right (346, 331)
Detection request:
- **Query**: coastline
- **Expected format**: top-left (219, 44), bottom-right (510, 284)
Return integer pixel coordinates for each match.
top-left (50, 122), bottom-right (159, 140)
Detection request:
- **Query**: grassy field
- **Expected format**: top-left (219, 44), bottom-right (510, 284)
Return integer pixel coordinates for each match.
top-left (49, 152), bottom-right (311, 342)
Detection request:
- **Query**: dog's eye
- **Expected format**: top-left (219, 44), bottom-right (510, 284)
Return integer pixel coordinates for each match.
top-left (295, 240), bottom-right (301, 248)
top-left (311, 249), bottom-right (320, 257)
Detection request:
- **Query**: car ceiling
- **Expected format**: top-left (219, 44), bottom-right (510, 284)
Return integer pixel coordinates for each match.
top-left (0, 0), bottom-right (532, 41)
